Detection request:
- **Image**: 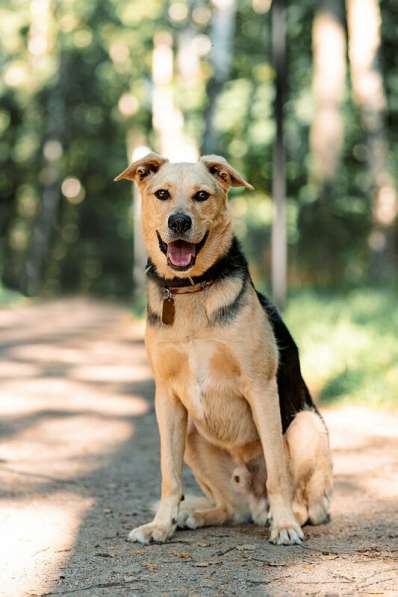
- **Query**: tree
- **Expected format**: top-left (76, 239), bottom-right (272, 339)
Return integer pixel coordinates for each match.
top-left (201, 0), bottom-right (237, 154)
top-left (310, 0), bottom-right (346, 187)
top-left (271, 0), bottom-right (287, 308)
top-left (347, 0), bottom-right (397, 280)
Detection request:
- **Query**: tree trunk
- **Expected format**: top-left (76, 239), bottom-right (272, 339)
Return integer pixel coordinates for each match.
top-left (310, 0), bottom-right (346, 185)
top-left (152, 31), bottom-right (197, 161)
top-left (23, 1), bottom-right (64, 295)
top-left (271, 0), bottom-right (287, 308)
top-left (201, 0), bottom-right (237, 154)
top-left (346, 0), bottom-right (397, 280)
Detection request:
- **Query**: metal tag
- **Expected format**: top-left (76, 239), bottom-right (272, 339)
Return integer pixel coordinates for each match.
top-left (161, 289), bottom-right (175, 325)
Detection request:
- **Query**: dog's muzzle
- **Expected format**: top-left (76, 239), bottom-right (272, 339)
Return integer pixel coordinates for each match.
top-left (156, 230), bottom-right (209, 271)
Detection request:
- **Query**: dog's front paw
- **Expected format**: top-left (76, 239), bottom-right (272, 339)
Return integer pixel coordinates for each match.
top-left (269, 520), bottom-right (304, 545)
top-left (128, 521), bottom-right (176, 544)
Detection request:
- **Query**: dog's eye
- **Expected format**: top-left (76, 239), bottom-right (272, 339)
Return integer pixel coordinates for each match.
top-left (154, 189), bottom-right (170, 201)
top-left (193, 190), bottom-right (210, 202)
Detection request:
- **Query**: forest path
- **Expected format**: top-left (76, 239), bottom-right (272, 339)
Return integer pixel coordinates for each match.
top-left (0, 299), bottom-right (397, 596)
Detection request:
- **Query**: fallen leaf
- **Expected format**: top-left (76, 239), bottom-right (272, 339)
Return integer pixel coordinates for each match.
top-left (142, 562), bottom-right (158, 570)
top-left (168, 549), bottom-right (191, 559)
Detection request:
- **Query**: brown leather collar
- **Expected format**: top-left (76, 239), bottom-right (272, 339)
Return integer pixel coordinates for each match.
top-left (167, 280), bottom-right (214, 296)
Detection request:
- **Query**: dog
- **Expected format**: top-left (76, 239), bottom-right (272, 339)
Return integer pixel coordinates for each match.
top-left (115, 153), bottom-right (333, 546)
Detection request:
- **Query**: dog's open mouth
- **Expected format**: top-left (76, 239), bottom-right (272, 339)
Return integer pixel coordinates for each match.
top-left (156, 231), bottom-right (208, 271)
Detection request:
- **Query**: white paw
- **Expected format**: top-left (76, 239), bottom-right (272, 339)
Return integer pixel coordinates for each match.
top-left (269, 521), bottom-right (304, 545)
top-left (176, 510), bottom-right (189, 528)
top-left (176, 511), bottom-right (201, 529)
top-left (185, 514), bottom-right (200, 529)
top-left (128, 521), bottom-right (176, 544)
top-left (250, 496), bottom-right (269, 527)
top-left (308, 495), bottom-right (331, 525)
top-left (252, 510), bottom-right (269, 527)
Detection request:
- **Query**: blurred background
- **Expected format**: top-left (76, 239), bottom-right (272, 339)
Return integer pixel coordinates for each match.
top-left (0, 0), bottom-right (397, 407)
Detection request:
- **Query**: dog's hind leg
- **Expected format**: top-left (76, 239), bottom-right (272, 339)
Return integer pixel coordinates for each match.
top-left (285, 410), bottom-right (333, 526)
top-left (179, 424), bottom-right (249, 529)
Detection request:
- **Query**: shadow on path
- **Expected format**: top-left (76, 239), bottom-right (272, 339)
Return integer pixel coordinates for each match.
top-left (0, 299), bottom-right (397, 596)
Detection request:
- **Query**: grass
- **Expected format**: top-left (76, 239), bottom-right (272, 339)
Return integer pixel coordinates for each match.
top-left (3, 276), bottom-right (394, 409)
top-left (0, 283), bottom-right (25, 306)
top-left (285, 288), bottom-right (398, 409)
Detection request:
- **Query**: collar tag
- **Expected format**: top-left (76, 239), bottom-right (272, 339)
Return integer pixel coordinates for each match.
top-left (161, 289), bottom-right (175, 325)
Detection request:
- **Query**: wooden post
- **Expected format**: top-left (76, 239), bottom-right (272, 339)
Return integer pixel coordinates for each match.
top-left (271, 0), bottom-right (287, 308)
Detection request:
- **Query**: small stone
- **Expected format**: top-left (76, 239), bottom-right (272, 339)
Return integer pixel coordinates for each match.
top-left (236, 544), bottom-right (256, 551)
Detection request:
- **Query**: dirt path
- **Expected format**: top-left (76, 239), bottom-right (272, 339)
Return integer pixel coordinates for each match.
top-left (0, 299), bottom-right (397, 596)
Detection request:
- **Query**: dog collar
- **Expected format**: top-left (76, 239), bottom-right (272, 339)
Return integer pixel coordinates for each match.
top-left (145, 259), bottom-right (218, 325)
top-left (160, 281), bottom-right (214, 325)
top-left (145, 260), bottom-right (219, 289)
top-left (145, 237), bottom-right (249, 325)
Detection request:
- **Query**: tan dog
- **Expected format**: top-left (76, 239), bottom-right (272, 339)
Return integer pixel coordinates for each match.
top-left (115, 153), bottom-right (333, 545)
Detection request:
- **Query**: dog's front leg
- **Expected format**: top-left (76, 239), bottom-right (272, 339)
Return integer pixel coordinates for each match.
top-left (129, 384), bottom-right (187, 544)
top-left (248, 377), bottom-right (304, 545)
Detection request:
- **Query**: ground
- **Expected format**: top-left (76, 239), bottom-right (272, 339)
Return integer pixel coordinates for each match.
top-left (0, 299), bottom-right (397, 597)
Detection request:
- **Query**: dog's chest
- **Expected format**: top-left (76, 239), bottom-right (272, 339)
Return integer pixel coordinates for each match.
top-left (153, 339), bottom-right (258, 447)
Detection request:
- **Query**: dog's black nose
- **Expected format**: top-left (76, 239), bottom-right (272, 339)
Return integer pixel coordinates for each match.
top-left (168, 213), bottom-right (192, 234)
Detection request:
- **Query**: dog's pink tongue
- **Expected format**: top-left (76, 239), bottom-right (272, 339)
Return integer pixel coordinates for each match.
top-left (167, 241), bottom-right (195, 267)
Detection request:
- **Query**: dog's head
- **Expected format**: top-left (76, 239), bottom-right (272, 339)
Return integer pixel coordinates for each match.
top-left (115, 152), bottom-right (253, 278)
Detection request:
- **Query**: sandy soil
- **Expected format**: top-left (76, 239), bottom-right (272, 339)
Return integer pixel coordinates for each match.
top-left (0, 299), bottom-right (397, 596)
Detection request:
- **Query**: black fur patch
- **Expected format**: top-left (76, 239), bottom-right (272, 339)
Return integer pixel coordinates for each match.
top-left (256, 292), bottom-right (318, 433)
top-left (145, 235), bottom-right (318, 434)
top-left (147, 305), bottom-right (161, 327)
top-left (210, 275), bottom-right (249, 325)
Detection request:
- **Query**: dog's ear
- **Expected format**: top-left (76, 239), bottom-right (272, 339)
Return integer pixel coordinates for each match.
top-left (114, 152), bottom-right (168, 184)
top-left (200, 155), bottom-right (254, 191)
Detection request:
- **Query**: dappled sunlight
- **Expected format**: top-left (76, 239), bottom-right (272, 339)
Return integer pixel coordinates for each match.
top-left (1, 414), bottom-right (134, 482)
top-left (0, 383), bottom-right (149, 417)
top-left (0, 359), bottom-right (40, 378)
top-left (325, 407), bottom-right (398, 448)
top-left (324, 408), bottom-right (398, 510)
top-left (0, 300), bottom-right (153, 594)
top-left (9, 343), bottom-right (89, 364)
top-left (363, 472), bottom-right (398, 501)
top-left (0, 299), bottom-right (135, 344)
top-left (70, 363), bottom-right (150, 383)
top-left (0, 493), bottom-right (93, 597)
top-left (0, 376), bottom-right (150, 408)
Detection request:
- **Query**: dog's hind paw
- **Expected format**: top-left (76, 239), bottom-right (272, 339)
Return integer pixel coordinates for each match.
top-left (269, 522), bottom-right (304, 545)
top-left (308, 495), bottom-right (331, 525)
top-left (128, 521), bottom-right (176, 544)
top-left (176, 511), bottom-right (201, 529)
top-left (176, 510), bottom-right (189, 528)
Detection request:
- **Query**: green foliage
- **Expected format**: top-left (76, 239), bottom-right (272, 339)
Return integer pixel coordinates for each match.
top-left (0, 281), bottom-right (24, 306)
top-left (0, 0), bottom-right (397, 297)
top-left (285, 288), bottom-right (398, 408)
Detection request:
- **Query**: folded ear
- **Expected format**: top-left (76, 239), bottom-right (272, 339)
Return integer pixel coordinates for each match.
top-left (200, 155), bottom-right (254, 191)
top-left (114, 152), bottom-right (168, 184)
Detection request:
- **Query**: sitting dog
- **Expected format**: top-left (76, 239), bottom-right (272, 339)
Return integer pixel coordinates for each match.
top-left (115, 153), bottom-right (333, 545)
